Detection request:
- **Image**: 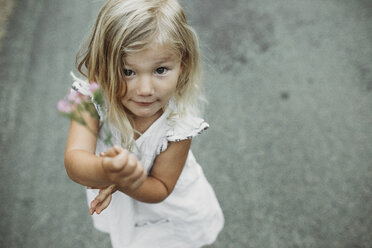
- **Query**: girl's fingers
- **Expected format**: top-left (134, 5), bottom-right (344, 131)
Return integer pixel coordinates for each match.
top-left (112, 145), bottom-right (123, 154)
top-left (102, 146), bottom-right (121, 157)
top-left (107, 184), bottom-right (117, 192)
top-left (110, 149), bottom-right (129, 172)
top-left (89, 185), bottom-right (116, 215)
top-left (125, 154), bottom-right (137, 174)
top-left (128, 163), bottom-right (145, 182)
top-left (89, 200), bottom-right (98, 215)
top-left (131, 166), bottom-right (147, 189)
top-left (129, 172), bottom-right (147, 191)
top-left (117, 162), bottom-right (146, 191)
top-left (90, 199), bottom-right (98, 209)
top-left (96, 195), bottom-right (112, 214)
top-left (95, 187), bottom-right (112, 203)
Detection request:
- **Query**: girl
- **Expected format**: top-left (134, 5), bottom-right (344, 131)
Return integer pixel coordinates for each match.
top-left (64, 0), bottom-right (224, 247)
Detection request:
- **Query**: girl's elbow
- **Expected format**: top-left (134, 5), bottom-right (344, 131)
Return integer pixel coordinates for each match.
top-left (154, 193), bottom-right (169, 203)
top-left (151, 189), bottom-right (173, 203)
top-left (136, 190), bottom-right (170, 204)
top-left (64, 152), bottom-right (78, 182)
top-left (144, 194), bottom-right (169, 204)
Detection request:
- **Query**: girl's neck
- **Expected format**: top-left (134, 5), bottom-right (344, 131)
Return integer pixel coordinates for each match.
top-left (131, 109), bottom-right (164, 139)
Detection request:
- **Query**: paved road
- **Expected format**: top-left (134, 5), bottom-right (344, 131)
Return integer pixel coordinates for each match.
top-left (0, 0), bottom-right (371, 247)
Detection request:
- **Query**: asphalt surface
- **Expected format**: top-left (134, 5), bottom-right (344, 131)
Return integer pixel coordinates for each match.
top-left (0, 0), bottom-right (371, 247)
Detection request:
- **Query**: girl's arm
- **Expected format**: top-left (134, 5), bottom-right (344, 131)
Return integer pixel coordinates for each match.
top-left (65, 105), bottom-right (190, 204)
top-left (117, 139), bottom-right (191, 203)
top-left (88, 137), bottom-right (191, 214)
top-left (64, 111), bottom-right (110, 187)
top-left (64, 110), bottom-right (146, 189)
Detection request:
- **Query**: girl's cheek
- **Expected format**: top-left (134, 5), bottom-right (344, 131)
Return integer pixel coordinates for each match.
top-left (119, 81), bottom-right (130, 97)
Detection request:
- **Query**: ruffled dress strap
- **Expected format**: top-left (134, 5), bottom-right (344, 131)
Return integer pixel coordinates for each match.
top-left (156, 114), bottom-right (209, 155)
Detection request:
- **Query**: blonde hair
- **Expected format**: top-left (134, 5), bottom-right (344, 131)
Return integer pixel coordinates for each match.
top-left (76, 0), bottom-right (203, 150)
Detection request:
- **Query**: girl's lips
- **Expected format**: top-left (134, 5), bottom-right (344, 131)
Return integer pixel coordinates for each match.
top-left (133, 101), bottom-right (155, 107)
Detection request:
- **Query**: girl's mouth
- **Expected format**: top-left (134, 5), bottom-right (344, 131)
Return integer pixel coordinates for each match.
top-left (134, 101), bottom-right (155, 107)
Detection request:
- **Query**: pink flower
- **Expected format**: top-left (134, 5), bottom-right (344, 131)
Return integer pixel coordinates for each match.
top-left (68, 91), bottom-right (82, 103)
top-left (67, 91), bottom-right (79, 101)
top-left (89, 82), bottom-right (100, 93)
top-left (81, 95), bottom-right (89, 101)
top-left (57, 100), bottom-right (72, 113)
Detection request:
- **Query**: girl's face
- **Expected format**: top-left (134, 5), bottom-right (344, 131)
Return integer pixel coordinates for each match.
top-left (121, 43), bottom-right (182, 121)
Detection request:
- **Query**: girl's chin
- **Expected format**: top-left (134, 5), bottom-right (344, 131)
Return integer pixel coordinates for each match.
top-left (123, 102), bottom-right (164, 119)
top-left (130, 108), bottom-right (161, 118)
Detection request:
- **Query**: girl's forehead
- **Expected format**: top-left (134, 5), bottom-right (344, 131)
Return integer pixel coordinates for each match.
top-left (124, 43), bottom-right (180, 65)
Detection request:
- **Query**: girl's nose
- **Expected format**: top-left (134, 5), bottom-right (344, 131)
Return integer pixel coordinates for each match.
top-left (136, 76), bottom-right (154, 96)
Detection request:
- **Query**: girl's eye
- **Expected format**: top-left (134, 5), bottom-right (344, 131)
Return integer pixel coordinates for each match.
top-left (155, 67), bottom-right (168, 75)
top-left (123, 69), bottom-right (134, 77)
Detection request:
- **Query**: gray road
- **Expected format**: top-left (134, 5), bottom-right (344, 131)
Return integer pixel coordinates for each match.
top-left (0, 0), bottom-right (371, 247)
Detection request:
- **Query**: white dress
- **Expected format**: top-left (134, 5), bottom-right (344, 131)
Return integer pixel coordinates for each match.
top-left (72, 80), bottom-right (224, 248)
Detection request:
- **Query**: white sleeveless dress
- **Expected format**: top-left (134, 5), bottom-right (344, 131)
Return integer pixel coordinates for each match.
top-left (72, 80), bottom-right (224, 248)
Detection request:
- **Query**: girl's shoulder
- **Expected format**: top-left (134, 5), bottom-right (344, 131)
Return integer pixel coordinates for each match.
top-left (155, 103), bottom-right (209, 154)
top-left (165, 112), bottom-right (209, 142)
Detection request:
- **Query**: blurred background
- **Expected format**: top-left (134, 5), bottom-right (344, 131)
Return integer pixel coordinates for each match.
top-left (0, 0), bottom-right (371, 247)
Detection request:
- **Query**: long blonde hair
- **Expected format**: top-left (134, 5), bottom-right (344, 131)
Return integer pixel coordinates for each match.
top-left (76, 0), bottom-right (203, 149)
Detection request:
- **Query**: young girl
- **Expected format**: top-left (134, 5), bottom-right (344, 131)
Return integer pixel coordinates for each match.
top-left (64, 0), bottom-right (224, 247)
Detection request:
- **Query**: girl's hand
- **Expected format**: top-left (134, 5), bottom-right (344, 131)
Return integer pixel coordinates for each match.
top-left (88, 150), bottom-right (119, 215)
top-left (101, 145), bottom-right (147, 192)
top-left (89, 184), bottom-right (117, 215)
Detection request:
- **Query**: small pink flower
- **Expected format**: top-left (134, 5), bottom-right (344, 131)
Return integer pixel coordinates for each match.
top-left (68, 90), bottom-right (84, 104)
top-left (57, 100), bottom-right (72, 113)
top-left (67, 91), bottom-right (79, 101)
top-left (89, 82), bottom-right (100, 93)
top-left (81, 95), bottom-right (89, 101)
top-left (74, 97), bottom-right (82, 105)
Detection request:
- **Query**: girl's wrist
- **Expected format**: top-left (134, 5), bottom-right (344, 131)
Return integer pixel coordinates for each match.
top-left (97, 156), bottom-right (112, 185)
